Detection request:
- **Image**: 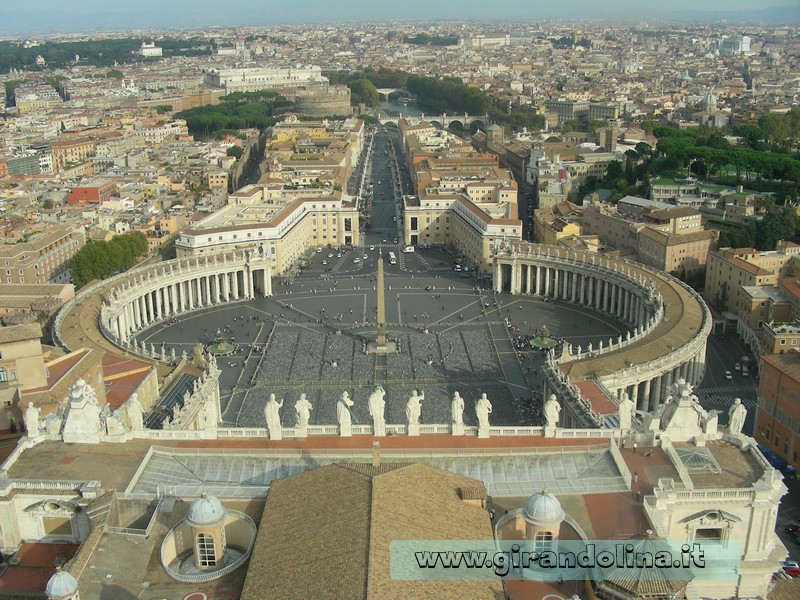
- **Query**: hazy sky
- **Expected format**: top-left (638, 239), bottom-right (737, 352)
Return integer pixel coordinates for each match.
top-left (4, 0), bottom-right (797, 34)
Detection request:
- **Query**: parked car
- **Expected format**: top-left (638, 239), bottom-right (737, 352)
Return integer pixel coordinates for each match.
top-left (781, 560), bottom-right (800, 577)
top-left (734, 363), bottom-right (741, 371)
top-left (725, 371), bottom-right (733, 380)
top-left (403, 245), bottom-right (415, 253)
top-left (742, 367), bottom-right (750, 377)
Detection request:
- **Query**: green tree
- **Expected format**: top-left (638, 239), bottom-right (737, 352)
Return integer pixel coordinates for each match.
top-left (226, 146), bottom-right (244, 159)
top-left (106, 69), bottom-right (124, 79)
top-left (348, 78), bottom-right (379, 107)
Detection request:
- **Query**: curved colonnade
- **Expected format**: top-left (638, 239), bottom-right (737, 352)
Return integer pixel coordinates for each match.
top-left (93, 251), bottom-right (273, 357)
top-left (494, 242), bottom-right (712, 415)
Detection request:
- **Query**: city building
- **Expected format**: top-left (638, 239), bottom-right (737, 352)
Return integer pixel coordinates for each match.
top-left (0, 224), bottom-right (85, 285)
top-left (757, 351), bottom-right (800, 471)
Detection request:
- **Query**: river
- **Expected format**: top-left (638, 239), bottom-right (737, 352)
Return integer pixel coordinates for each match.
top-left (379, 98), bottom-right (425, 118)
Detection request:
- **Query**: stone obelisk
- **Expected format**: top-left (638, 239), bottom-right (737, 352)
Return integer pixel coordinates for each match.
top-left (376, 256), bottom-right (387, 349)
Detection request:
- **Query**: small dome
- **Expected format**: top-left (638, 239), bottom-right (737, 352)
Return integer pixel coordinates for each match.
top-left (45, 567), bottom-right (78, 599)
top-left (523, 489), bottom-right (565, 526)
top-left (187, 493), bottom-right (226, 526)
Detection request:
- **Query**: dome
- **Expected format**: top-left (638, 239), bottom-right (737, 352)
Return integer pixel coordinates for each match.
top-left (45, 567), bottom-right (78, 599)
top-left (187, 493), bottom-right (226, 526)
top-left (523, 489), bottom-right (565, 526)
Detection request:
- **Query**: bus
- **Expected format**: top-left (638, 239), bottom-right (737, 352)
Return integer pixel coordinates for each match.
top-left (388, 251), bottom-right (397, 265)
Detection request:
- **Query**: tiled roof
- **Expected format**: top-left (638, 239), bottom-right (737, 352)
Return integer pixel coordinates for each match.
top-left (241, 462), bottom-right (502, 600)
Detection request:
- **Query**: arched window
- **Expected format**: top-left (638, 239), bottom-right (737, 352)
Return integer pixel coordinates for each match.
top-left (196, 533), bottom-right (216, 567)
top-left (534, 531), bottom-right (554, 554)
top-left (0, 367), bottom-right (7, 383)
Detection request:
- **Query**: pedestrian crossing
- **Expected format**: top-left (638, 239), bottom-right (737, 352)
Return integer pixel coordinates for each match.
top-left (697, 386), bottom-right (757, 412)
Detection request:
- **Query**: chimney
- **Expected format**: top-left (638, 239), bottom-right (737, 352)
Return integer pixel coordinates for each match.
top-left (372, 441), bottom-right (381, 468)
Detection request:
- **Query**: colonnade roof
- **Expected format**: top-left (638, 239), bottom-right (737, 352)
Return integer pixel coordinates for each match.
top-left (499, 244), bottom-right (707, 383)
top-left (558, 263), bottom-right (705, 381)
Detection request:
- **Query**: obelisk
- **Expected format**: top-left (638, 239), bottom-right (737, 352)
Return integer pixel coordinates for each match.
top-left (376, 256), bottom-right (387, 349)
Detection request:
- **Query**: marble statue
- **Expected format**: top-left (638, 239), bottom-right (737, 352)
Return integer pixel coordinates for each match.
top-left (25, 402), bottom-right (41, 437)
top-left (337, 391), bottom-right (355, 436)
top-left (127, 393), bottom-right (144, 431)
top-left (618, 392), bottom-right (635, 430)
top-left (406, 390), bottom-right (424, 426)
top-left (61, 379), bottom-right (103, 444)
top-left (728, 398), bottom-right (747, 436)
top-left (544, 394), bottom-right (561, 428)
top-left (294, 393), bottom-right (313, 429)
top-left (451, 391), bottom-right (465, 426)
top-left (475, 393), bottom-right (493, 433)
top-left (264, 393), bottom-right (284, 440)
top-left (368, 386), bottom-right (386, 433)
top-left (203, 395), bottom-right (218, 430)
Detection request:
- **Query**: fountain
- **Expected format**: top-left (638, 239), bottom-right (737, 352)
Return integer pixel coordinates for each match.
top-left (206, 328), bottom-right (234, 356)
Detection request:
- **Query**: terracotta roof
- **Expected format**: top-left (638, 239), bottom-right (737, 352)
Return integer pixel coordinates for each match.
top-left (575, 380), bottom-right (618, 415)
top-left (241, 462), bottom-right (502, 600)
top-left (0, 542), bottom-right (79, 594)
top-left (0, 322), bottom-right (43, 344)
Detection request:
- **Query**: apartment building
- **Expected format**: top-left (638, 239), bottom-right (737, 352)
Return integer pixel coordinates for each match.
top-left (544, 99), bottom-right (589, 124)
top-left (131, 120), bottom-right (189, 145)
top-left (533, 201), bottom-right (582, 246)
top-left (757, 351), bottom-right (800, 471)
top-left (66, 180), bottom-right (119, 206)
top-left (49, 137), bottom-right (96, 172)
top-left (705, 243), bottom-right (800, 316)
top-left (174, 194), bottom-right (359, 272)
top-left (0, 224), bottom-right (85, 285)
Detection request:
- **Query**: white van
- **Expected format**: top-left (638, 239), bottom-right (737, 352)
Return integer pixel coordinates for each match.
top-left (402, 245), bottom-right (415, 253)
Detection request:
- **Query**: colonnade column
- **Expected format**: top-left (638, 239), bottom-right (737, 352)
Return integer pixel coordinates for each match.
top-left (580, 274), bottom-right (586, 305)
top-left (544, 267), bottom-right (551, 297)
top-left (204, 275), bottom-right (211, 305)
top-left (554, 269), bottom-right (560, 299)
top-left (188, 278), bottom-right (195, 310)
top-left (641, 379), bottom-right (651, 413)
top-left (651, 375), bottom-right (663, 413)
top-left (494, 262), bottom-right (503, 293)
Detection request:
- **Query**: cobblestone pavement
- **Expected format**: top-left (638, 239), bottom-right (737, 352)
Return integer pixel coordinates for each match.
top-left (136, 270), bottom-right (626, 427)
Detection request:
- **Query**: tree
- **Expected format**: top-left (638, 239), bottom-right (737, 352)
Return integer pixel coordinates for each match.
top-left (42, 199), bottom-right (54, 210)
top-left (348, 78), bottom-right (379, 107)
top-left (106, 69), bottom-right (124, 79)
top-left (226, 146), bottom-right (244, 159)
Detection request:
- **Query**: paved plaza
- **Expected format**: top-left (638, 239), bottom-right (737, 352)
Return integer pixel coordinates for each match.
top-left (136, 262), bottom-right (628, 428)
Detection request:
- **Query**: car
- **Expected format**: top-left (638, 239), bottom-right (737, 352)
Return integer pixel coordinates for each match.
top-left (392, 216), bottom-right (397, 222)
top-left (336, 253), bottom-right (342, 258)
top-left (382, 239), bottom-right (387, 243)
top-left (394, 237), bottom-right (399, 243)
top-left (782, 561), bottom-right (800, 577)
top-left (353, 257), bottom-right (361, 263)
top-left (742, 367), bottom-right (749, 377)
top-left (454, 265), bottom-right (463, 272)
top-left (725, 371), bottom-right (732, 380)
top-left (369, 245), bottom-right (375, 251)
top-left (363, 254), bottom-right (369, 259)
top-left (403, 245), bottom-right (415, 253)
top-left (328, 253), bottom-right (334, 258)
top-left (322, 260), bottom-right (327, 265)
top-left (734, 363), bottom-right (741, 371)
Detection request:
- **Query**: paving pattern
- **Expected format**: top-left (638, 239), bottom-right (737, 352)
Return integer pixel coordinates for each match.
top-left (135, 267), bottom-right (627, 428)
